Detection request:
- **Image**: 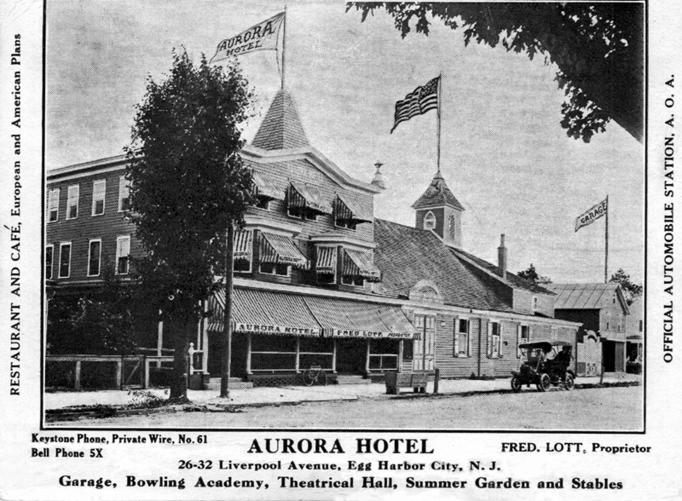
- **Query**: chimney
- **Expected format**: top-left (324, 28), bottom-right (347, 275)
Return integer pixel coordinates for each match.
top-left (371, 162), bottom-right (386, 190)
top-left (497, 234), bottom-right (507, 280)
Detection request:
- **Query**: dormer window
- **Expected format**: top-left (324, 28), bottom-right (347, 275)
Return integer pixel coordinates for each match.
top-left (258, 232), bottom-right (308, 277)
top-left (423, 211), bottom-right (436, 231)
top-left (333, 194), bottom-right (372, 230)
top-left (252, 171), bottom-right (282, 210)
top-left (287, 182), bottom-right (332, 220)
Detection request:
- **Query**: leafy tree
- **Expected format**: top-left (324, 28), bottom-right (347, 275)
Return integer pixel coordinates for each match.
top-left (46, 267), bottom-right (138, 355)
top-left (125, 50), bottom-right (255, 402)
top-left (517, 263), bottom-right (552, 285)
top-left (347, 2), bottom-right (643, 142)
top-left (609, 268), bottom-right (642, 305)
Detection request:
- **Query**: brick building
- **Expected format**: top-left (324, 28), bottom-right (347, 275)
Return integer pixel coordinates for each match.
top-left (46, 88), bottom-right (580, 385)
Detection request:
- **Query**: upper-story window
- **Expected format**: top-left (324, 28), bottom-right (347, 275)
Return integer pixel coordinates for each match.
top-left (315, 246), bottom-right (337, 284)
top-left (66, 185), bottom-right (79, 219)
top-left (47, 188), bottom-right (59, 222)
top-left (532, 296), bottom-right (539, 311)
top-left (116, 235), bottom-right (130, 275)
top-left (233, 230), bottom-right (253, 273)
top-left (251, 171), bottom-right (282, 210)
top-left (58, 242), bottom-right (71, 278)
top-left (487, 321), bottom-right (501, 358)
top-left (423, 211), bottom-right (436, 230)
top-left (92, 180), bottom-right (106, 216)
top-left (87, 239), bottom-right (102, 277)
top-left (333, 194), bottom-right (371, 230)
top-left (287, 182), bottom-right (332, 221)
top-left (118, 176), bottom-right (130, 212)
top-left (341, 248), bottom-right (380, 285)
top-left (45, 245), bottom-right (54, 280)
top-left (448, 214), bottom-right (456, 239)
top-left (258, 232), bottom-right (308, 277)
top-left (453, 318), bottom-right (470, 357)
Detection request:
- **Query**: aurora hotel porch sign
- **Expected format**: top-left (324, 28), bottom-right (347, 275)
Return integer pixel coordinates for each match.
top-left (234, 323), bottom-right (321, 337)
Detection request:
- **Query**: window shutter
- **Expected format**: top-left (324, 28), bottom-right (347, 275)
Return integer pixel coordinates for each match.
top-left (486, 321), bottom-right (492, 358)
top-left (453, 316), bottom-right (459, 357)
top-left (498, 323), bottom-right (503, 359)
top-left (516, 324), bottom-right (521, 358)
top-left (467, 320), bottom-right (472, 357)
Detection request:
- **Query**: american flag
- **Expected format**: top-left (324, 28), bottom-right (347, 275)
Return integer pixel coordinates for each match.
top-left (390, 76), bottom-right (440, 133)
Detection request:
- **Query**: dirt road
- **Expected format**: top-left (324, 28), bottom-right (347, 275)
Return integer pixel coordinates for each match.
top-left (66, 386), bottom-right (642, 431)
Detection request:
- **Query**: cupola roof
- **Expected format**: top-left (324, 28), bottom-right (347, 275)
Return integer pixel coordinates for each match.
top-left (411, 171), bottom-right (464, 211)
top-left (251, 89), bottom-right (310, 150)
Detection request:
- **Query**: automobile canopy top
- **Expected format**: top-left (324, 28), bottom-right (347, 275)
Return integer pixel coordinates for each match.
top-left (518, 340), bottom-right (572, 353)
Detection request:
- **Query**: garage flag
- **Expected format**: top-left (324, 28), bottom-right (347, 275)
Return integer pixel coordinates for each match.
top-left (575, 198), bottom-right (608, 232)
top-left (209, 12), bottom-right (285, 64)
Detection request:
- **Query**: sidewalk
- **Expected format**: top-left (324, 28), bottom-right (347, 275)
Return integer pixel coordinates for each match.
top-left (44, 373), bottom-right (641, 412)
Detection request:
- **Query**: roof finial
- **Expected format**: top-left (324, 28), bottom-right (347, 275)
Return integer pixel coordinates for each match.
top-left (371, 161), bottom-right (386, 190)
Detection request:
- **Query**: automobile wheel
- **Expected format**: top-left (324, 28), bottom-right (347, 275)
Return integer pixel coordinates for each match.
top-left (537, 373), bottom-right (551, 392)
top-left (511, 376), bottom-right (522, 393)
top-left (564, 373), bottom-right (575, 391)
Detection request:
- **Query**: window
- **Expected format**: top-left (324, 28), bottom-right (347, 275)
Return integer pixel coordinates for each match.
top-left (453, 318), bottom-right (470, 357)
top-left (341, 275), bottom-right (364, 286)
top-left (58, 242), bottom-right (71, 278)
top-left (87, 239), bottom-right (102, 276)
top-left (47, 188), bottom-right (59, 222)
top-left (639, 320), bottom-right (643, 332)
top-left (532, 296), bottom-right (538, 311)
top-left (118, 176), bottom-right (130, 212)
top-left (488, 321), bottom-right (501, 358)
top-left (66, 185), bottom-right (79, 219)
top-left (423, 211), bottom-right (436, 230)
top-left (233, 230), bottom-right (253, 273)
top-left (448, 214), bottom-right (456, 239)
top-left (517, 324), bottom-right (529, 358)
top-left (116, 236), bottom-right (130, 275)
top-left (92, 179), bottom-right (106, 215)
top-left (316, 246), bottom-right (337, 284)
top-left (259, 262), bottom-right (290, 276)
top-left (255, 198), bottom-right (270, 210)
top-left (45, 245), bottom-right (54, 280)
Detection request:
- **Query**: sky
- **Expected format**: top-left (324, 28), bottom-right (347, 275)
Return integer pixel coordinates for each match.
top-left (46, 0), bottom-right (644, 284)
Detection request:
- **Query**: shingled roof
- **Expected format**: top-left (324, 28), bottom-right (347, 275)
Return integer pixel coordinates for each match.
top-left (374, 219), bottom-right (512, 311)
top-left (252, 89), bottom-right (309, 150)
top-left (548, 283), bottom-right (629, 313)
top-left (451, 247), bottom-right (556, 295)
top-left (411, 171), bottom-right (465, 211)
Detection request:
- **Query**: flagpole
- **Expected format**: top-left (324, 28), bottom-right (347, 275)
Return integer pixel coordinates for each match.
top-left (436, 73), bottom-right (442, 176)
top-left (281, 5), bottom-right (287, 90)
top-left (604, 194), bottom-right (609, 283)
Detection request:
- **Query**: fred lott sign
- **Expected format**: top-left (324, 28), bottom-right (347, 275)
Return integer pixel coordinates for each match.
top-left (210, 12), bottom-right (284, 63)
top-left (575, 198), bottom-right (608, 232)
top-left (234, 323), bottom-right (320, 337)
top-left (330, 329), bottom-right (415, 339)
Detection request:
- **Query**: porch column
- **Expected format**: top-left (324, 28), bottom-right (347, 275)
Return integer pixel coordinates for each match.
top-left (398, 340), bottom-right (404, 373)
top-left (295, 337), bottom-right (301, 373)
top-left (246, 333), bottom-right (252, 375)
top-left (201, 302), bottom-right (209, 374)
top-left (156, 319), bottom-right (163, 368)
top-left (365, 339), bottom-right (371, 375)
top-left (332, 339), bottom-right (337, 373)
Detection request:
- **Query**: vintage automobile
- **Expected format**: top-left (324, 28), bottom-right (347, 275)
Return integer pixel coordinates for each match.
top-left (511, 340), bottom-right (575, 392)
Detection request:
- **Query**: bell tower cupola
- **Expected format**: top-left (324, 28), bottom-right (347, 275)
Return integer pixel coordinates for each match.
top-left (412, 171), bottom-right (465, 248)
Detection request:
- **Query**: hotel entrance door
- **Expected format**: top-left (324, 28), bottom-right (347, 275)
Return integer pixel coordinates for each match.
top-left (335, 339), bottom-right (366, 374)
top-left (412, 314), bottom-right (436, 371)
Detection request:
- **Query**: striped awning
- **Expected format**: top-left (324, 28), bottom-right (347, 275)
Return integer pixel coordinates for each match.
top-left (304, 296), bottom-right (415, 339)
top-left (252, 171), bottom-right (282, 201)
top-left (208, 288), bottom-right (321, 336)
top-left (334, 194), bottom-right (372, 224)
top-left (260, 232), bottom-right (309, 269)
top-left (315, 246), bottom-right (337, 274)
top-left (234, 230), bottom-right (253, 261)
top-left (208, 288), bottom-right (414, 339)
top-left (288, 182), bottom-right (332, 215)
top-left (343, 249), bottom-right (381, 282)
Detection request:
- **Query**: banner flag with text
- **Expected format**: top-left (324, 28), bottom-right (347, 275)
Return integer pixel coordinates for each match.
top-left (209, 12), bottom-right (285, 64)
top-left (575, 198), bottom-right (608, 232)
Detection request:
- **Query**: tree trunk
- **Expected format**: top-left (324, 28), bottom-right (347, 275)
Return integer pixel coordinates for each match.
top-left (169, 318), bottom-right (191, 403)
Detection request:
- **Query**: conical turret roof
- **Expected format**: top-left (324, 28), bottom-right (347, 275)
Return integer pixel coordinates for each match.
top-left (412, 171), bottom-right (464, 211)
top-left (251, 89), bottom-right (309, 150)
